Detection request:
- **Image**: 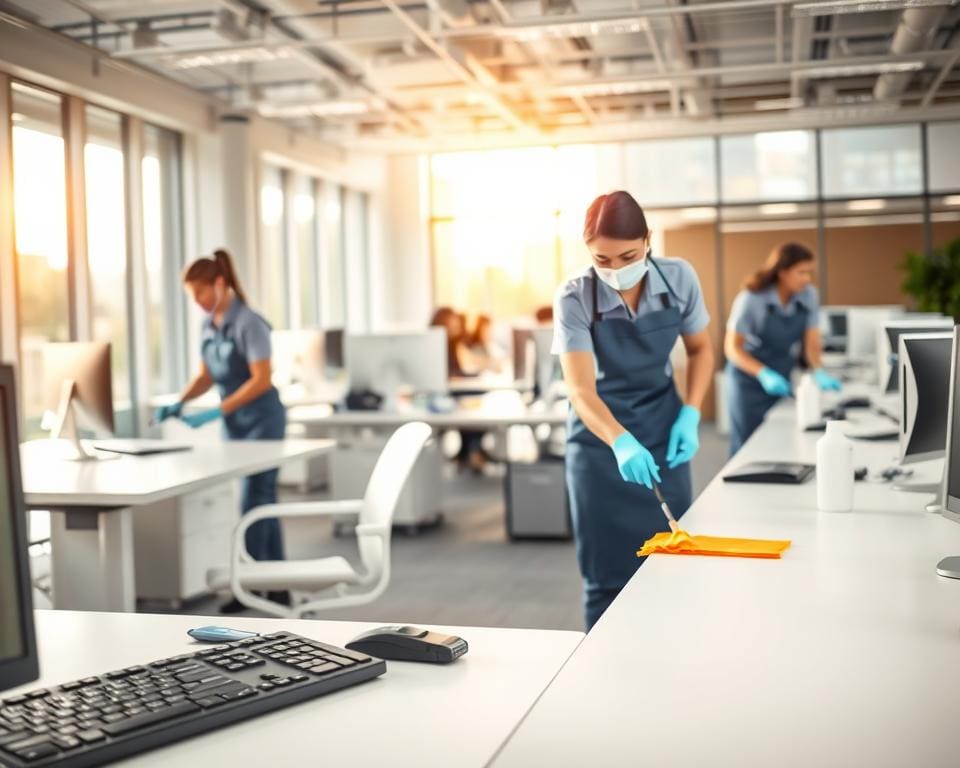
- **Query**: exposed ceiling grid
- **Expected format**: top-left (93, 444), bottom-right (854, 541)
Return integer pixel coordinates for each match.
top-left (1, 0), bottom-right (959, 149)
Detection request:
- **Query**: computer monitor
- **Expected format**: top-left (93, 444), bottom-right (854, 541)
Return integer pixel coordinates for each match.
top-left (271, 329), bottom-right (325, 390)
top-left (878, 318), bottom-right (954, 393)
top-left (899, 332), bottom-right (953, 465)
top-left (325, 328), bottom-right (345, 372)
top-left (936, 325), bottom-right (960, 579)
top-left (845, 306), bottom-right (904, 362)
top-left (0, 364), bottom-right (39, 693)
top-left (531, 326), bottom-right (560, 397)
top-left (512, 328), bottom-right (536, 387)
top-left (346, 329), bottom-right (448, 395)
top-left (42, 342), bottom-right (114, 460)
top-left (820, 306), bottom-right (850, 352)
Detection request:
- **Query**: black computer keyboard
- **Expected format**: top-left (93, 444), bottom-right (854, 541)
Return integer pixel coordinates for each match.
top-left (0, 631), bottom-right (385, 767)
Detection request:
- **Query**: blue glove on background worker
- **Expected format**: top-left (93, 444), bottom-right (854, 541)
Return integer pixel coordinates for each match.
top-left (153, 402), bottom-right (183, 423)
top-left (757, 366), bottom-right (791, 397)
top-left (813, 368), bottom-right (842, 392)
top-left (181, 407), bottom-right (222, 429)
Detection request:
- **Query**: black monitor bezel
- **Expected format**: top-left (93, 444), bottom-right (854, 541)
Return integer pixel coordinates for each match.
top-left (0, 364), bottom-right (38, 693)
top-left (944, 327), bottom-right (960, 523)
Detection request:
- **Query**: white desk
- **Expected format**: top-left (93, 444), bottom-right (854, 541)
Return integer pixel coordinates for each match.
top-left (493, 399), bottom-right (960, 767)
top-left (286, 402), bottom-right (567, 431)
top-left (7, 611), bottom-right (582, 768)
top-left (20, 439), bottom-right (335, 613)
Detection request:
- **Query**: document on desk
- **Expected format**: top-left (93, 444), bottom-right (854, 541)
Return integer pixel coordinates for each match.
top-left (637, 530), bottom-right (791, 559)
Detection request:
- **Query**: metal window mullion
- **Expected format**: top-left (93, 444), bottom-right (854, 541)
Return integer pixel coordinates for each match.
top-left (0, 73), bottom-right (19, 371)
top-left (340, 185), bottom-right (348, 330)
top-left (283, 168), bottom-right (301, 329)
top-left (64, 94), bottom-right (91, 341)
top-left (361, 191), bottom-right (372, 333)
top-left (920, 122), bottom-right (933, 258)
top-left (162, 128), bottom-right (189, 389)
top-left (123, 115), bottom-right (149, 437)
top-left (815, 128), bottom-right (827, 304)
top-left (311, 177), bottom-right (322, 327)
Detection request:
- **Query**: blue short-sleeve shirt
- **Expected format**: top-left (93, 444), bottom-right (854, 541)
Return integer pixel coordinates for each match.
top-left (202, 298), bottom-right (273, 364)
top-left (551, 257), bottom-right (710, 356)
top-left (727, 284), bottom-right (819, 343)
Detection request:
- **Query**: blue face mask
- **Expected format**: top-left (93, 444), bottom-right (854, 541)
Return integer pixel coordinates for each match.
top-left (595, 250), bottom-right (650, 291)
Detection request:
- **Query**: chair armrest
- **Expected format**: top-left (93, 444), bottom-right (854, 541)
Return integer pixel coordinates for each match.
top-left (355, 523), bottom-right (390, 538)
top-left (238, 499), bottom-right (363, 529)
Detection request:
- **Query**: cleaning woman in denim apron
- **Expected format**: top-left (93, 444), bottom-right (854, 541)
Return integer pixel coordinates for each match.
top-left (553, 192), bottom-right (715, 630)
top-left (155, 249), bottom-right (287, 613)
top-left (724, 243), bottom-right (841, 456)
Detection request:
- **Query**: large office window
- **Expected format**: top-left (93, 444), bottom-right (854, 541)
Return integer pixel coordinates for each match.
top-left (343, 189), bottom-right (370, 331)
top-left (625, 137), bottom-right (717, 207)
top-left (432, 147), bottom-right (597, 318)
top-left (260, 165), bottom-right (288, 329)
top-left (720, 130), bottom-right (817, 202)
top-left (319, 181), bottom-right (346, 328)
top-left (10, 83), bottom-right (70, 430)
top-left (293, 175), bottom-right (319, 328)
top-left (821, 124), bottom-right (922, 198)
top-left (927, 121), bottom-right (960, 194)
top-left (142, 124), bottom-right (186, 396)
top-left (84, 105), bottom-right (130, 409)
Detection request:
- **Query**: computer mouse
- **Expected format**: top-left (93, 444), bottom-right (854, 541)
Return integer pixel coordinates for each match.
top-left (345, 625), bottom-right (468, 664)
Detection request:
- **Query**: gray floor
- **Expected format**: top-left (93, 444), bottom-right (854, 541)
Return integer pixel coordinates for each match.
top-left (135, 424), bottom-right (729, 632)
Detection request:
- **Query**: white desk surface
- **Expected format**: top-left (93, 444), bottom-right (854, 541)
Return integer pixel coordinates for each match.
top-left (11, 611), bottom-right (582, 768)
top-left (286, 403), bottom-right (567, 429)
top-left (21, 439), bottom-right (336, 508)
top-left (493, 399), bottom-right (960, 767)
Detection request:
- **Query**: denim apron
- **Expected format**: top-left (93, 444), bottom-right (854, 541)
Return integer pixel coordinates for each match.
top-left (724, 300), bottom-right (808, 455)
top-left (566, 258), bottom-right (693, 629)
top-left (203, 307), bottom-right (287, 561)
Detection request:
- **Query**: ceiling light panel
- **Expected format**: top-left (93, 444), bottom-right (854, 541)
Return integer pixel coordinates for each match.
top-left (792, 60), bottom-right (924, 79)
top-left (498, 17), bottom-right (645, 42)
top-left (170, 46), bottom-right (295, 70)
top-left (792, 0), bottom-right (953, 17)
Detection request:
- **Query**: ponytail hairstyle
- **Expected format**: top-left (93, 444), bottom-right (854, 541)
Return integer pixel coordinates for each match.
top-left (583, 190), bottom-right (649, 243)
top-left (744, 242), bottom-right (815, 293)
top-left (182, 248), bottom-right (248, 304)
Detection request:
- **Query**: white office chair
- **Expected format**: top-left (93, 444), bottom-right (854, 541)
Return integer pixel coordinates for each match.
top-left (207, 421), bottom-right (432, 618)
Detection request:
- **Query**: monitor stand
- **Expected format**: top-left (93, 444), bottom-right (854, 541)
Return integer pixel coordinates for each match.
top-left (49, 380), bottom-right (112, 462)
top-left (893, 463), bottom-right (945, 513)
top-left (936, 557), bottom-right (960, 579)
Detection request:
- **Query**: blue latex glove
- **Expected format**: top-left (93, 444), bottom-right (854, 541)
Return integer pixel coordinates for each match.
top-left (611, 432), bottom-right (661, 489)
top-left (180, 407), bottom-right (222, 429)
top-left (153, 402), bottom-right (183, 423)
top-left (666, 405), bottom-right (700, 469)
top-left (813, 368), bottom-right (842, 392)
top-left (757, 367), bottom-right (792, 397)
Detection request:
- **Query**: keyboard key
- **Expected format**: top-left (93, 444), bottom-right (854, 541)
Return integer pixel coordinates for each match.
top-left (305, 662), bottom-right (341, 675)
top-left (0, 729), bottom-right (31, 747)
top-left (1, 696), bottom-right (27, 706)
top-left (257, 684), bottom-right (275, 692)
top-left (290, 675), bottom-right (309, 683)
top-left (77, 729), bottom-right (106, 744)
top-left (218, 688), bottom-right (257, 702)
top-left (192, 697), bottom-right (227, 709)
top-left (101, 713), bottom-right (126, 723)
top-left (13, 741), bottom-right (59, 762)
top-left (101, 702), bottom-right (199, 737)
top-left (52, 735), bottom-right (81, 751)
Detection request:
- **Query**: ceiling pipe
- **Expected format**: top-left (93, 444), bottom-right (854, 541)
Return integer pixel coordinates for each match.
top-left (874, 6), bottom-right (949, 101)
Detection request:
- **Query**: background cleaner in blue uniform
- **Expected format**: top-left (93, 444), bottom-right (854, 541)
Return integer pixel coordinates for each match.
top-left (155, 248), bottom-right (288, 614)
top-left (724, 242), bottom-right (842, 456)
top-left (553, 191), bottom-right (715, 630)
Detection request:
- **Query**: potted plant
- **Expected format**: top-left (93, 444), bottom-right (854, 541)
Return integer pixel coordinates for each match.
top-left (900, 237), bottom-right (960, 322)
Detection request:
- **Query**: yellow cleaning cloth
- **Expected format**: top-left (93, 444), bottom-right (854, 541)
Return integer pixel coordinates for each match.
top-left (637, 530), bottom-right (791, 559)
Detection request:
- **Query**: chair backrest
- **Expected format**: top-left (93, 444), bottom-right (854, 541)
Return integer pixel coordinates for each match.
top-left (359, 421), bottom-right (432, 557)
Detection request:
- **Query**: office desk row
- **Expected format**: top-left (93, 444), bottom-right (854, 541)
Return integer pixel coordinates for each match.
top-left (20, 439), bottom-right (335, 612)
top-left (491, 396), bottom-right (960, 767)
